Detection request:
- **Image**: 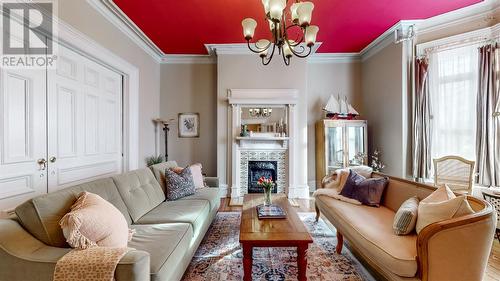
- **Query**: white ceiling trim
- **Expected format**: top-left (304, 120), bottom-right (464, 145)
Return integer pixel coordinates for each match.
top-left (88, 0), bottom-right (499, 65)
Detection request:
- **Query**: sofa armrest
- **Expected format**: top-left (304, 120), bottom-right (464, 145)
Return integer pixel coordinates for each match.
top-left (417, 196), bottom-right (496, 281)
top-left (204, 177), bottom-right (219, 188)
top-left (0, 219), bottom-right (150, 281)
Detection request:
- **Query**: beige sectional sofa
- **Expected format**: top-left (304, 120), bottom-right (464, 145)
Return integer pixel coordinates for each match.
top-left (0, 161), bottom-right (220, 281)
top-left (315, 172), bottom-right (496, 281)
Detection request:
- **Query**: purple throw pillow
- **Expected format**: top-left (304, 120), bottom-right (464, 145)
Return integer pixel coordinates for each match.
top-left (339, 170), bottom-right (389, 207)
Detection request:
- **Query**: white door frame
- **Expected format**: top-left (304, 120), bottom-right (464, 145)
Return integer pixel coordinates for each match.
top-left (53, 17), bottom-right (140, 171)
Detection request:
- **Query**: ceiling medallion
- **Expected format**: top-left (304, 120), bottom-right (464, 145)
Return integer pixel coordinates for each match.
top-left (241, 0), bottom-right (319, 66)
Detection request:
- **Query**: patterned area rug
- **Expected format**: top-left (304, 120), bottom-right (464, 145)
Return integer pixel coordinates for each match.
top-left (181, 212), bottom-right (375, 281)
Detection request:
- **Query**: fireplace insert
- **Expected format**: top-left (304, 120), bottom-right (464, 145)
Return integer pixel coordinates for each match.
top-left (248, 161), bottom-right (278, 193)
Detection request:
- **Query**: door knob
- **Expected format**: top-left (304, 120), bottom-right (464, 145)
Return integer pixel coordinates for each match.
top-left (37, 158), bottom-right (47, 170)
top-left (49, 157), bottom-right (57, 163)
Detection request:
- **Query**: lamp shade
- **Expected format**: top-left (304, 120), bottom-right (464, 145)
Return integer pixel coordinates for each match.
top-left (269, 0), bottom-right (286, 21)
top-left (290, 3), bottom-right (301, 21)
top-left (256, 39), bottom-right (271, 57)
top-left (305, 25), bottom-right (319, 46)
top-left (283, 41), bottom-right (295, 58)
top-left (297, 2), bottom-right (314, 26)
top-left (261, 0), bottom-right (270, 13)
top-left (242, 18), bottom-right (257, 40)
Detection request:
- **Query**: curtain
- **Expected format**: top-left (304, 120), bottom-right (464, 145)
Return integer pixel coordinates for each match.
top-left (413, 58), bottom-right (432, 179)
top-left (428, 45), bottom-right (479, 162)
top-left (476, 44), bottom-right (500, 187)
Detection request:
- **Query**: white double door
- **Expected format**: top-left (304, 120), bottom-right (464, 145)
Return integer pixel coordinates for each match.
top-left (0, 44), bottom-right (123, 210)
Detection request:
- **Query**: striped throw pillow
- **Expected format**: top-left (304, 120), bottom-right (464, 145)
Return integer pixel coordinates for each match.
top-left (393, 196), bottom-right (419, 235)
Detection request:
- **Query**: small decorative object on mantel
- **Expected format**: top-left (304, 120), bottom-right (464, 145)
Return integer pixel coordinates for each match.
top-left (323, 94), bottom-right (359, 120)
top-left (371, 149), bottom-right (386, 172)
top-left (240, 124), bottom-right (249, 137)
top-left (178, 113), bottom-right (200, 138)
top-left (257, 176), bottom-right (275, 206)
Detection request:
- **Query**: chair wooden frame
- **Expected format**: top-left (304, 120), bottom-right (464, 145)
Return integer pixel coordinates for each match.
top-left (433, 155), bottom-right (475, 194)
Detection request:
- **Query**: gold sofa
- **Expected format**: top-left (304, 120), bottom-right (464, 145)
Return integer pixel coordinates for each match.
top-left (315, 172), bottom-right (496, 281)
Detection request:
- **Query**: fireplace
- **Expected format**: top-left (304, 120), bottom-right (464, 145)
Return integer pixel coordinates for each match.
top-left (248, 161), bottom-right (278, 193)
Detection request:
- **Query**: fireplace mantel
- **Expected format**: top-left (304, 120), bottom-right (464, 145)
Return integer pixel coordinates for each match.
top-left (227, 89), bottom-right (309, 201)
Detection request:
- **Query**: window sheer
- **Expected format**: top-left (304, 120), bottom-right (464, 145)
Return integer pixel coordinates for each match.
top-left (428, 45), bottom-right (479, 161)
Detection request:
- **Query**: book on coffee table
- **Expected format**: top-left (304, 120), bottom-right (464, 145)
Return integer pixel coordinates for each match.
top-left (256, 204), bottom-right (287, 219)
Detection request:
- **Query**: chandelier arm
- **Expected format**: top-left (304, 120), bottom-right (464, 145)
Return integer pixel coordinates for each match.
top-left (246, 40), bottom-right (271, 54)
top-left (291, 45), bottom-right (313, 58)
top-left (262, 41), bottom-right (277, 65)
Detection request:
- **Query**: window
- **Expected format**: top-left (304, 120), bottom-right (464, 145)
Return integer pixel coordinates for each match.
top-left (428, 45), bottom-right (479, 161)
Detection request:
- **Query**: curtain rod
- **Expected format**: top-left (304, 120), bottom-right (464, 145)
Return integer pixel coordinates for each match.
top-left (420, 35), bottom-right (499, 57)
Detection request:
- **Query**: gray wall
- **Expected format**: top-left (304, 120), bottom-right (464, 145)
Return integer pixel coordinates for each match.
top-left (160, 63), bottom-right (217, 176)
top-left (59, 0), bottom-right (161, 168)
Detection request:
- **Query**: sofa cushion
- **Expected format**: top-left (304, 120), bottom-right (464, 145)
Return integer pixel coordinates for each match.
top-left (149, 161), bottom-right (179, 193)
top-left (135, 200), bottom-right (210, 237)
top-left (112, 169), bottom-right (165, 222)
top-left (164, 168), bottom-right (196, 201)
top-left (316, 195), bottom-right (418, 277)
top-left (178, 188), bottom-right (220, 210)
top-left (15, 178), bottom-right (130, 247)
top-left (393, 196), bottom-right (419, 235)
top-left (129, 223), bottom-right (192, 281)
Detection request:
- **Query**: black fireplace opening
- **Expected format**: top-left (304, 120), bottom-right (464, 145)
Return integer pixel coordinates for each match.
top-left (248, 161), bottom-right (278, 193)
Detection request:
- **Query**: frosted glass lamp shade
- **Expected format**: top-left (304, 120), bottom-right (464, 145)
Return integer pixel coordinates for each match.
top-left (290, 3), bottom-right (301, 21)
top-left (283, 41), bottom-right (295, 58)
top-left (242, 18), bottom-right (257, 40)
top-left (297, 2), bottom-right (314, 27)
top-left (261, 0), bottom-right (270, 13)
top-left (269, 0), bottom-right (286, 21)
top-left (305, 25), bottom-right (319, 46)
top-left (256, 39), bottom-right (271, 57)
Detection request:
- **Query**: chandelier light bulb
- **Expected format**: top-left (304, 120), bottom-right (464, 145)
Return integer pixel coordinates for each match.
top-left (290, 3), bottom-right (301, 22)
top-left (241, 18), bottom-right (257, 40)
top-left (283, 41), bottom-right (295, 58)
top-left (297, 1), bottom-right (314, 27)
top-left (269, 0), bottom-right (286, 21)
top-left (305, 25), bottom-right (319, 46)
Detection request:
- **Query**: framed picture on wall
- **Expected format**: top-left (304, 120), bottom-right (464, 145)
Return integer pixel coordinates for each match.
top-left (178, 113), bottom-right (200, 138)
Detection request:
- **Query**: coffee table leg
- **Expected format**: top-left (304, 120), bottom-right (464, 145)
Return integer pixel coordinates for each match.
top-left (297, 244), bottom-right (308, 281)
top-left (242, 244), bottom-right (253, 281)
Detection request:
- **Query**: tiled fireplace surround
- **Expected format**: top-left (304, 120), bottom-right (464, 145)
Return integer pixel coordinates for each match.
top-left (227, 89), bottom-right (309, 201)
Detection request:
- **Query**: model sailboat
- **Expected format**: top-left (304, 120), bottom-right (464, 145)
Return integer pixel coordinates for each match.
top-left (323, 94), bottom-right (359, 120)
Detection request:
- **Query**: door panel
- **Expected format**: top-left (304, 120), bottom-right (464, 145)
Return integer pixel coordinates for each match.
top-left (0, 67), bottom-right (48, 209)
top-left (47, 44), bottom-right (123, 192)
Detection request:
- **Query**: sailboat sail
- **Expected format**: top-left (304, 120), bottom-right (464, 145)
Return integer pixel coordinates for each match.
top-left (323, 95), bottom-right (340, 113)
top-left (347, 104), bottom-right (359, 115)
top-left (339, 95), bottom-right (348, 114)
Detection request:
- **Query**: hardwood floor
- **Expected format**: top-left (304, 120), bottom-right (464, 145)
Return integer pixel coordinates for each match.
top-left (219, 197), bottom-right (500, 281)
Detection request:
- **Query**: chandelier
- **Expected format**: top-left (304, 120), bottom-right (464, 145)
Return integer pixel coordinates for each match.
top-left (249, 108), bottom-right (273, 118)
top-left (241, 0), bottom-right (319, 66)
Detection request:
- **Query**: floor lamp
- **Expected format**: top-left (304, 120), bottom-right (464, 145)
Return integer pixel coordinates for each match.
top-left (153, 118), bottom-right (175, 161)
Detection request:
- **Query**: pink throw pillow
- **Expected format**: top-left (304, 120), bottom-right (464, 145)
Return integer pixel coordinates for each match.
top-left (60, 192), bottom-right (133, 249)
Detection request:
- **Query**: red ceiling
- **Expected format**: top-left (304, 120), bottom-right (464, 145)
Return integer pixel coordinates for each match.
top-left (113, 0), bottom-right (483, 54)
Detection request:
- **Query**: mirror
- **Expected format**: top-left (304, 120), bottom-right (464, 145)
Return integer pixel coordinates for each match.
top-left (240, 106), bottom-right (287, 135)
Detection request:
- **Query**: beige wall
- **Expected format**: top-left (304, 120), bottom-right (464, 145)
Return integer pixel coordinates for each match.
top-left (306, 62), bottom-right (362, 187)
top-left (361, 42), bottom-right (406, 177)
top-left (58, 0), bottom-right (161, 168)
top-left (216, 55), bottom-right (309, 192)
top-left (160, 63), bottom-right (217, 176)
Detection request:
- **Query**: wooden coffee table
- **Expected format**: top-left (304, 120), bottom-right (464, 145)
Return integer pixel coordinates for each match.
top-left (239, 194), bottom-right (313, 281)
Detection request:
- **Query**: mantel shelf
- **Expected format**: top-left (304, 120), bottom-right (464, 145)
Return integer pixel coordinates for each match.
top-left (236, 137), bottom-right (289, 141)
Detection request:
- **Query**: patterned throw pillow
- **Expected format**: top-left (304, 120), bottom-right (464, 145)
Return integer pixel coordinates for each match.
top-left (165, 167), bottom-right (196, 201)
top-left (393, 196), bottom-right (419, 235)
top-left (339, 170), bottom-right (389, 207)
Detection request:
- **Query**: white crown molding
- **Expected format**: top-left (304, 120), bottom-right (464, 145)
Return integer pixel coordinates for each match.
top-left (162, 55), bottom-right (216, 64)
top-left (307, 53), bottom-right (361, 63)
top-left (205, 42), bottom-right (323, 56)
top-left (86, 0), bottom-right (164, 63)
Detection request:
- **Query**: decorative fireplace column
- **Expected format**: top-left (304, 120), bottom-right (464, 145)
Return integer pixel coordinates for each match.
top-left (227, 89), bottom-right (308, 202)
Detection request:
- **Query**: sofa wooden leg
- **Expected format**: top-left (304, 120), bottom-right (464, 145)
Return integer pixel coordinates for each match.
top-left (336, 232), bottom-right (343, 254)
top-left (315, 203), bottom-right (320, 222)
